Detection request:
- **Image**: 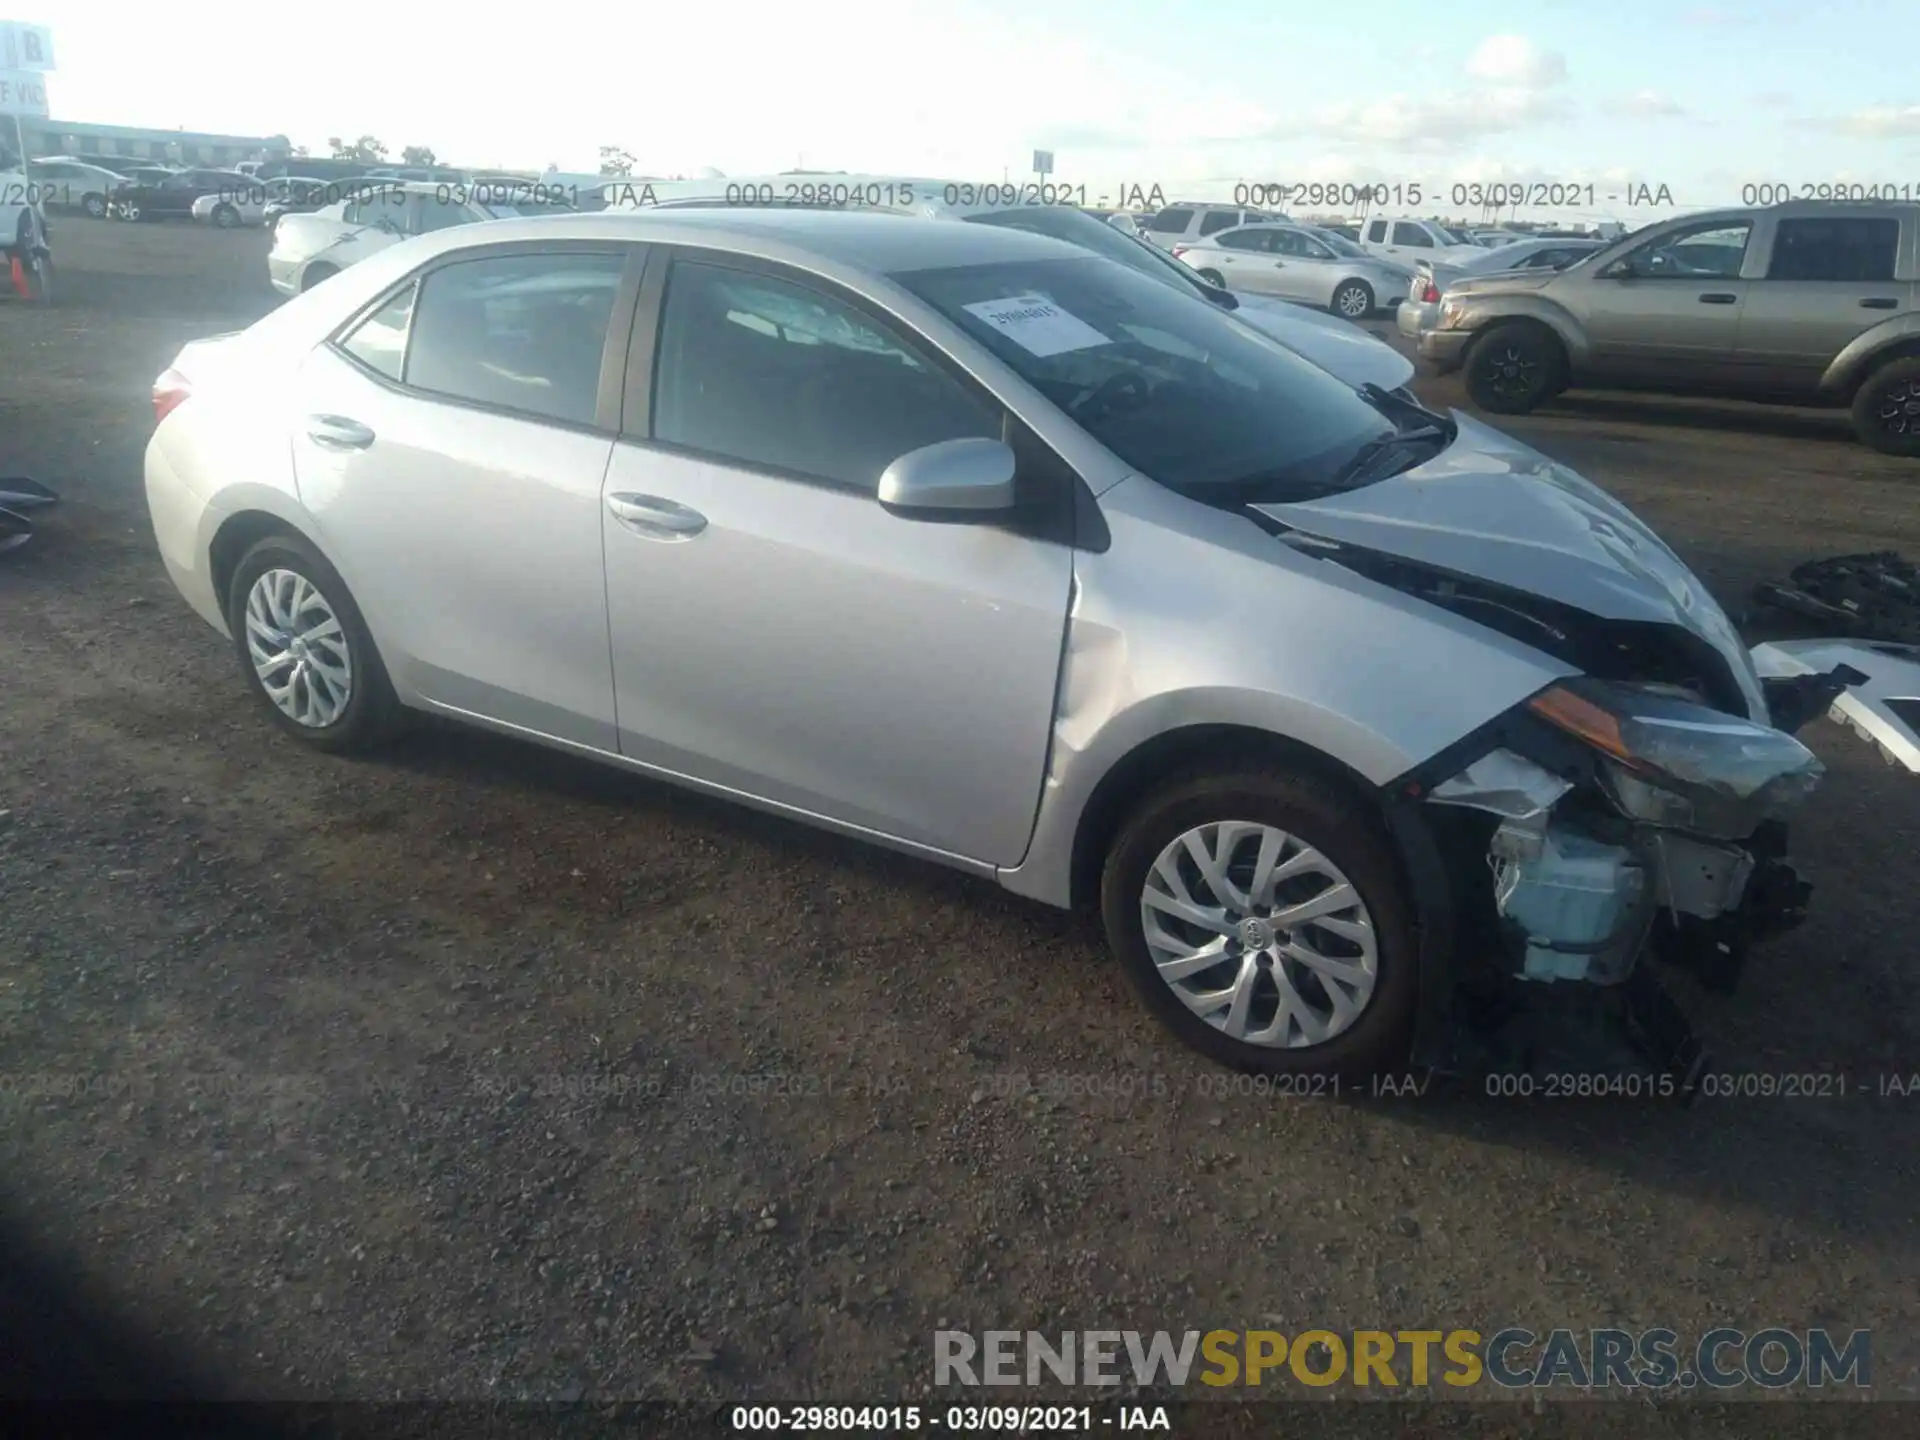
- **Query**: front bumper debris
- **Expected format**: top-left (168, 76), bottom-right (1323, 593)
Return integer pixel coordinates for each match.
top-left (1752, 639), bottom-right (1920, 774)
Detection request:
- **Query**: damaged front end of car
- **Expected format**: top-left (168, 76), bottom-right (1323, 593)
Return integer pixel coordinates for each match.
top-left (1250, 508), bottom-right (1835, 1093)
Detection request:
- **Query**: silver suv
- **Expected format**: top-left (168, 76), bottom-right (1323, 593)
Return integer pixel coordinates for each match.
top-left (1419, 201), bottom-right (1920, 455)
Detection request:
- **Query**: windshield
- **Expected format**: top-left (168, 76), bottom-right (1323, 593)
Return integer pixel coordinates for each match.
top-left (961, 205), bottom-right (1230, 307)
top-left (894, 255), bottom-right (1395, 501)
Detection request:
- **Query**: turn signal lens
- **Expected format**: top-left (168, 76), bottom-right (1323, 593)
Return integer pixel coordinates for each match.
top-left (153, 367), bottom-right (193, 426)
top-left (1528, 684), bottom-right (1633, 764)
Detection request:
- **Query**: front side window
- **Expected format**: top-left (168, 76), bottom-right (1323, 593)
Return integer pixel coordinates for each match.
top-left (405, 251), bottom-right (624, 425)
top-left (1619, 221), bottom-right (1752, 279)
top-left (1391, 222), bottom-right (1433, 248)
top-left (1365, 219), bottom-right (1388, 243)
top-left (1197, 210), bottom-right (1240, 236)
top-left (1148, 207), bottom-right (1194, 234)
top-left (1766, 217), bottom-right (1899, 282)
top-left (337, 283), bottom-right (416, 381)
top-left (896, 255), bottom-right (1395, 502)
top-left (651, 260), bottom-right (1001, 491)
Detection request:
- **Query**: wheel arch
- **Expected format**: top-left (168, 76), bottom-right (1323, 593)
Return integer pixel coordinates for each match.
top-left (1065, 723), bottom-right (1389, 914)
top-left (1454, 298), bottom-right (1585, 370)
top-left (1823, 325), bottom-right (1920, 401)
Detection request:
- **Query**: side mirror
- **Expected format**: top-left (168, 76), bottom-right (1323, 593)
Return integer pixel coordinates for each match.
top-left (878, 437), bottom-right (1017, 517)
top-left (1598, 259), bottom-right (1631, 279)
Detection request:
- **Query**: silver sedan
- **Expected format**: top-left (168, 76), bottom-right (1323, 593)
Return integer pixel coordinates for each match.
top-left (145, 207), bottom-right (1839, 1077)
top-left (1174, 222), bottom-right (1412, 318)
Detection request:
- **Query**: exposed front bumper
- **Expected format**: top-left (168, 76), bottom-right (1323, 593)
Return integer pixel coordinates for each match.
top-left (1417, 326), bottom-right (1471, 370)
top-left (266, 254), bottom-right (301, 296)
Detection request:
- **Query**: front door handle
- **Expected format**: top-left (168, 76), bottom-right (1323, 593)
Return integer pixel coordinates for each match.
top-left (1860, 297), bottom-right (1898, 309)
top-left (607, 492), bottom-right (708, 541)
top-left (306, 414), bottom-right (375, 449)
top-left (1698, 293), bottom-right (1738, 305)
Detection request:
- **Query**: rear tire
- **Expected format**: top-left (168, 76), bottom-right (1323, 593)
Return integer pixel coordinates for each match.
top-left (83, 192), bottom-right (107, 219)
top-left (1331, 279), bottom-right (1374, 319)
top-left (225, 533), bottom-right (403, 754)
top-left (1464, 321), bottom-right (1566, 414)
top-left (1197, 268), bottom-right (1225, 288)
top-left (1851, 357), bottom-right (1920, 458)
top-left (1099, 766), bottom-right (1418, 1078)
top-left (212, 203), bottom-right (240, 228)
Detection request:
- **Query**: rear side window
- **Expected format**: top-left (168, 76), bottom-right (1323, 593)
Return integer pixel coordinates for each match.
top-left (1147, 207), bottom-right (1194, 234)
top-left (1215, 229), bottom-right (1268, 252)
top-left (1767, 218), bottom-right (1900, 282)
top-left (651, 260), bottom-right (1000, 491)
top-left (338, 283), bottom-right (416, 381)
top-left (405, 252), bottom-right (624, 426)
top-left (1197, 209), bottom-right (1241, 236)
top-left (1392, 222), bottom-right (1433, 247)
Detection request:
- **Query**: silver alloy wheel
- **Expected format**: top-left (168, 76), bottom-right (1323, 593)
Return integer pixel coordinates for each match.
top-left (1334, 283), bottom-right (1371, 318)
top-left (1140, 821), bottom-right (1378, 1049)
top-left (243, 568), bottom-right (354, 728)
top-left (1877, 382), bottom-right (1920, 436)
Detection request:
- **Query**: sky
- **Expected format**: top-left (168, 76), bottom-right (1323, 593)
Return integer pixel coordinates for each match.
top-left (27, 1), bottom-right (1920, 220)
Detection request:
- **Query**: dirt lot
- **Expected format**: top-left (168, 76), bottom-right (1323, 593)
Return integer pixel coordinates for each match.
top-left (2, 218), bottom-right (1919, 1415)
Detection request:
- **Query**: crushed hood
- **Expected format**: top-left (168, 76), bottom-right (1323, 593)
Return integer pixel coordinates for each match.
top-left (1252, 414), bottom-right (1768, 718)
top-left (1227, 293), bottom-right (1415, 391)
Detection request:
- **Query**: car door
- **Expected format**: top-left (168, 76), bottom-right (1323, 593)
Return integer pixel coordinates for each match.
top-left (1575, 218), bottom-right (1756, 385)
top-left (1733, 213), bottom-right (1915, 397)
top-left (1380, 220), bottom-right (1436, 264)
top-left (289, 243), bottom-right (639, 748)
top-left (599, 251), bottom-right (1075, 865)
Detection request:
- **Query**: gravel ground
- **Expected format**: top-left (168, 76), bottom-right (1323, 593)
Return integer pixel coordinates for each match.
top-left (2, 218), bottom-right (1918, 1422)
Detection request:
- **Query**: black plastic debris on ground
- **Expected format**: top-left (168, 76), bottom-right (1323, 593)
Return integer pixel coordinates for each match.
top-left (1753, 550), bottom-right (1920, 643)
top-left (0, 476), bottom-right (59, 555)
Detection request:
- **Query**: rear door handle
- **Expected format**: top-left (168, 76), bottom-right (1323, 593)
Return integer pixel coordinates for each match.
top-left (1860, 297), bottom-right (1899, 309)
top-left (1698, 293), bottom-right (1738, 305)
top-left (607, 492), bottom-right (708, 541)
top-left (305, 414), bottom-right (375, 449)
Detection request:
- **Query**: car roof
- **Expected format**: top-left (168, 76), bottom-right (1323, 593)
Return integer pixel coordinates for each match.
top-left (435, 206), bottom-right (1091, 273)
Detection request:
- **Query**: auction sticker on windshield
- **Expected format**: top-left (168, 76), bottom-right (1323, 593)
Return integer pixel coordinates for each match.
top-left (961, 293), bottom-right (1109, 357)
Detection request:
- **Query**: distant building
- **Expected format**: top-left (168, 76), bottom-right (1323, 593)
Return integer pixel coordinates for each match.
top-left (18, 118), bottom-right (290, 167)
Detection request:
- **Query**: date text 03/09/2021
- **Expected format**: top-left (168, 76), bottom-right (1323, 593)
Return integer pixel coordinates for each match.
top-left (728, 1405), bottom-right (1170, 1432)
top-left (1231, 180), bottom-right (1676, 209)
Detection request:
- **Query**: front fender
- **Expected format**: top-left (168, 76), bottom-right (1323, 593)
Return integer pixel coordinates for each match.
top-left (1821, 314), bottom-right (1920, 397)
top-left (996, 477), bottom-right (1574, 908)
top-left (1446, 295), bottom-right (1589, 368)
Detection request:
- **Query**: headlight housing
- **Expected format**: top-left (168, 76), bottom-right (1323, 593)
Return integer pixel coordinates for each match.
top-left (1527, 678), bottom-right (1823, 837)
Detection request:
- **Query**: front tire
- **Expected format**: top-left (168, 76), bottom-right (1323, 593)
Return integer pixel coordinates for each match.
top-left (1464, 321), bottom-right (1566, 414)
top-left (212, 203), bottom-right (240, 228)
top-left (226, 534), bottom-right (402, 754)
top-left (301, 262), bottom-right (338, 291)
top-left (1331, 279), bottom-right (1374, 319)
top-left (1099, 767), bottom-right (1418, 1077)
top-left (1851, 357), bottom-right (1920, 458)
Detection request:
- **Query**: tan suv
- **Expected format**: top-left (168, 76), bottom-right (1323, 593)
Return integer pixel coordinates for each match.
top-left (1418, 201), bottom-right (1920, 455)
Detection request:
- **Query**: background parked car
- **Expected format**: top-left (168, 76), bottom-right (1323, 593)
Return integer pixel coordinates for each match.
top-left (26, 159), bottom-right (127, 218)
top-left (1174, 221), bottom-right (1411, 319)
top-left (1419, 201), bottom-right (1920, 455)
top-left (192, 176), bottom-right (333, 229)
top-left (267, 182), bottom-right (524, 295)
top-left (112, 168), bottom-right (254, 222)
top-left (1397, 236), bottom-right (1603, 339)
top-left (1468, 230), bottom-right (1528, 248)
top-left (1141, 202), bottom-right (1283, 250)
top-left (1357, 216), bottom-right (1484, 265)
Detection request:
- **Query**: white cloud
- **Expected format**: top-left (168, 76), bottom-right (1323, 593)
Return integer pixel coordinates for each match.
top-left (1751, 90), bottom-right (1793, 108)
top-left (1608, 90), bottom-right (1687, 119)
top-left (1801, 105), bottom-right (1920, 137)
top-left (1464, 35), bottom-right (1567, 89)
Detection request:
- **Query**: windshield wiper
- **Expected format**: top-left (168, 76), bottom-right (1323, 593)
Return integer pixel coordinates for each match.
top-left (1357, 381), bottom-right (1456, 440)
top-left (1327, 422), bottom-right (1452, 489)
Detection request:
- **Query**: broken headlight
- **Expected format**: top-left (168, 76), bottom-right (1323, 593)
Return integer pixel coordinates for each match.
top-left (1526, 678), bottom-right (1823, 838)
